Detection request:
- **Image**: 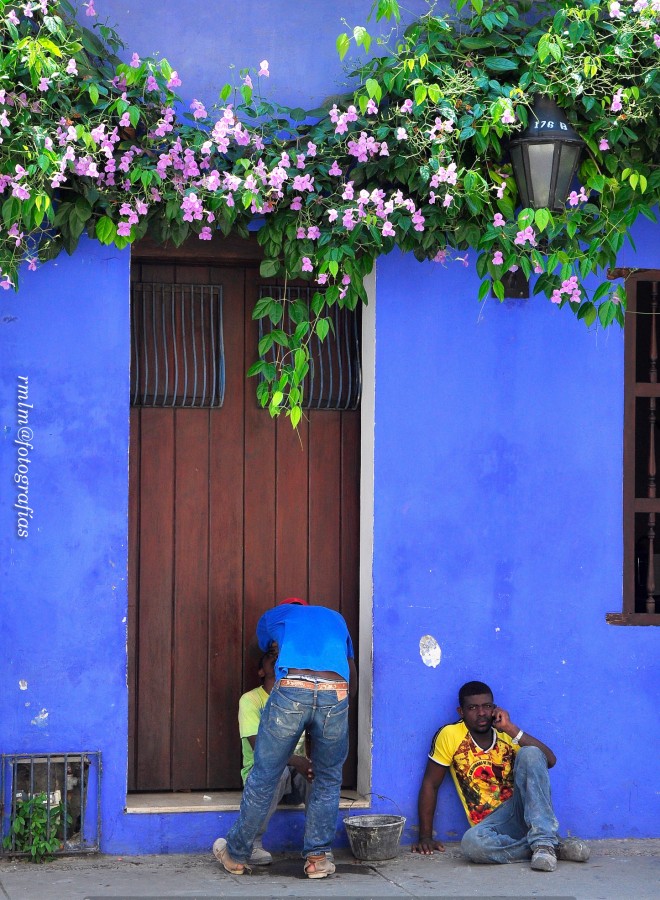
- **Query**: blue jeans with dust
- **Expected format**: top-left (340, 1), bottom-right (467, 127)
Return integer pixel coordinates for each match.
top-left (226, 681), bottom-right (349, 862)
top-left (461, 746), bottom-right (559, 864)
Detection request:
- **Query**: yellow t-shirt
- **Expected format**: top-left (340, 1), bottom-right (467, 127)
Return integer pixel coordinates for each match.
top-left (428, 721), bottom-right (519, 826)
top-left (238, 686), bottom-right (306, 785)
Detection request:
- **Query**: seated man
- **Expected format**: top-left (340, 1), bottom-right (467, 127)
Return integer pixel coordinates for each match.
top-left (238, 647), bottom-right (312, 865)
top-left (412, 680), bottom-right (590, 872)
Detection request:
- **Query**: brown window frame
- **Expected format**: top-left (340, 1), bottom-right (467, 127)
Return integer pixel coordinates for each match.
top-left (608, 269), bottom-right (660, 625)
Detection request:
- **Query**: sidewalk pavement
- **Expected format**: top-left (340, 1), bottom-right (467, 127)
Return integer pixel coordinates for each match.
top-left (0, 839), bottom-right (658, 900)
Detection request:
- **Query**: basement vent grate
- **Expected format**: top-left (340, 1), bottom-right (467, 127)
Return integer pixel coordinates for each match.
top-left (1, 752), bottom-right (101, 856)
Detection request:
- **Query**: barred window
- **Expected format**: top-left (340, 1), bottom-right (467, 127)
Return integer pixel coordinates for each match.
top-left (609, 272), bottom-right (660, 625)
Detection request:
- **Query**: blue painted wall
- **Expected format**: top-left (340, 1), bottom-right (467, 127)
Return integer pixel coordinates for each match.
top-left (1, 0), bottom-right (658, 854)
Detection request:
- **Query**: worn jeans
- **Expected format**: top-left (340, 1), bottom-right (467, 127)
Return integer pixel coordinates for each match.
top-left (226, 681), bottom-right (349, 861)
top-left (255, 764), bottom-right (310, 842)
top-left (461, 746), bottom-right (559, 864)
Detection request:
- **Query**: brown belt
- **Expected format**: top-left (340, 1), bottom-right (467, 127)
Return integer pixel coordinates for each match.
top-left (279, 678), bottom-right (349, 691)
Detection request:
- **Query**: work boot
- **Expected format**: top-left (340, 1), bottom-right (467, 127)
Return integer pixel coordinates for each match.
top-left (557, 837), bottom-right (590, 862)
top-left (531, 844), bottom-right (557, 872)
top-left (249, 838), bottom-right (273, 865)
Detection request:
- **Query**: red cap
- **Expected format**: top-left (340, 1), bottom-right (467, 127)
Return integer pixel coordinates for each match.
top-left (278, 597), bottom-right (309, 606)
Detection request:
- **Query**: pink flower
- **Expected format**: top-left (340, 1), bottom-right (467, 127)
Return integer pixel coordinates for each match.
top-left (258, 60), bottom-right (269, 77)
top-left (382, 221), bottom-right (395, 237)
top-left (290, 196), bottom-right (302, 211)
top-left (317, 274), bottom-right (328, 285)
top-left (167, 71), bottom-right (182, 89)
top-left (501, 109), bottom-right (515, 125)
top-left (38, 77), bottom-right (51, 92)
top-left (442, 194), bottom-right (453, 208)
top-left (199, 227), bottom-right (212, 240)
top-left (492, 250), bottom-right (504, 265)
top-left (599, 139), bottom-right (610, 151)
top-left (493, 213), bottom-right (505, 227)
top-left (534, 263), bottom-right (543, 274)
top-left (609, 1), bottom-right (623, 16)
top-left (84, 0), bottom-right (96, 16)
top-left (327, 209), bottom-right (338, 223)
top-left (7, 9), bottom-right (19, 24)
top-left (611, 89), bottom-right (623, 113)
top-left (432, 249), bottom-right (448, 264)
top-left (296, 227), bottom-right (306, 239)
top-left (307, 142), bottom-right (317, 157)
top-left (66, 59), bottom-right (78, 76)
top-left (396, 127), bottom-right (407, 140)
top-left (654, 34), bottom-right (660, 48)
top-left (27, 258), bottom-right (37, 272)
top-left (307, 226), bottom-right (320, 240)
top-left (117, 222), bottom-right (132, 237)
top-left (243, 74), bottom-right (253, 89)
top-left (400, 99), bottom-right (413, 113)
top-left (328, 160), bottom-right (342, 177)
top-left (366, 99), bottom-right (378, 115)
top-left (301, 257), bottom-right (313, 272)
top-left (130, 53), bottom-right (141, 68)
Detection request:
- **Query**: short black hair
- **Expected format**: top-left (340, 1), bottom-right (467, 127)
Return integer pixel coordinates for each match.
top-left (458, 681), bottom-right (493, 707)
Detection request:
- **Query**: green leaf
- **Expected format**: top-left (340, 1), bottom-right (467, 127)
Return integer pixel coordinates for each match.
top-left (484, 57), bottom-right (518, 73)
top-left (289, 405), bottom-right (302, 428)
top-left (534, 208), bottom-right (550, 232)
top-left (316, 318), bottom-right (330, 340)
top-left (259, 259), bottom-right (280, 279)
top-left (336, 32), bottom-right (350, 61)
top-left (95, 216), bottom-right (117, 245)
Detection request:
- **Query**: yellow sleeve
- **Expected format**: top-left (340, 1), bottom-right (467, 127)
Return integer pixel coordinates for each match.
top-left (428, 724), bottom-right (458, 767)
top-left (238, 690), bottom-right (263, 739)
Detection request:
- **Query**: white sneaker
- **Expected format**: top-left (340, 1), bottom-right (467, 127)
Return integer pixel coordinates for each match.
top-left (249, 842), bottom-right (273, 865)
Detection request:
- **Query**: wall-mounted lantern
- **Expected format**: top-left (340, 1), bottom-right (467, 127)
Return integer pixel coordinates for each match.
top-left (508, 95), bottom-right (585, 211)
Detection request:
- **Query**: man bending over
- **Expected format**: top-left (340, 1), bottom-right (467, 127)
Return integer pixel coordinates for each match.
top-left (412, 680), bottom-right (589, 872)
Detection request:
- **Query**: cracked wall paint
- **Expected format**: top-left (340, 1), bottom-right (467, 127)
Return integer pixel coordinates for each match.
top-left (31, 708), bottom-right (48, 727)
top-left (419, 634), bottom-right (441, 668)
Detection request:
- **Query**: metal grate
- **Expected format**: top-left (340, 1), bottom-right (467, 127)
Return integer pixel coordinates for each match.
top-left (131, 282), bottom-right (225, 408)
top-left (1, 752), bottom-right (101, 856)
top-left (258, 286), bottom-right (362, 411)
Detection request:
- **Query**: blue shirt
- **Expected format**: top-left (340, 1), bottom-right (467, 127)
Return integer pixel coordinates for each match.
top-left (256, 605), bottom-right (354, 682)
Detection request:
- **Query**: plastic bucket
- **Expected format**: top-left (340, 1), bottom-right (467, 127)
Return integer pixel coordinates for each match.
top-left (343, 813), bottom-right (406, 861)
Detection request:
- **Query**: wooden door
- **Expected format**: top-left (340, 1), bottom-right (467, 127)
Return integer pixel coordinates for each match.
top-left (127, 241), bottom-right (360, 792)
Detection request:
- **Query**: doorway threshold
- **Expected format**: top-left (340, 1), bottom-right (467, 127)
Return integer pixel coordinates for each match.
top-left (125, 789), bottom-right (369, 814)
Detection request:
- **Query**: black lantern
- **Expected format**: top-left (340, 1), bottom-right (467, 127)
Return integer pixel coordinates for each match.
top-left (509, 95), bottom-right (584, 211)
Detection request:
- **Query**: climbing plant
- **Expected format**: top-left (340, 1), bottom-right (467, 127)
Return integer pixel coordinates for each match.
top-left (1, 0), bottom-right (659, 423)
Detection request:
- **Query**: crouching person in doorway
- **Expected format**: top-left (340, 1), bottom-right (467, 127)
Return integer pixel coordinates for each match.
top-left (213, 597), bottom-right (357, 880)
top-left (238, 647), bottom-right (313, 865)
top-left (412, 680), bottom-right (590, 872)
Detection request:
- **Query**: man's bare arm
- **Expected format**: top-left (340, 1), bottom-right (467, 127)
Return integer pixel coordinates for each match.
top-left (493, 708), bottom-right (556, 768)
top-left (411, 759), bottom-right (447, 854)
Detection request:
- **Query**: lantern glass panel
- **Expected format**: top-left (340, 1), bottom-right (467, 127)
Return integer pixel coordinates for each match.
top-left (526, 143), bottom-right (555, 209)
top-left (554, 144), bottom-right (581, 210)
top-left (508, 144), bottom-right (529, 208)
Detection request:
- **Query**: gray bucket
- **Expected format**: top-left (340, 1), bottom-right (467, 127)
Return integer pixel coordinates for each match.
top-left (344, 813), bottom-right (406, 861)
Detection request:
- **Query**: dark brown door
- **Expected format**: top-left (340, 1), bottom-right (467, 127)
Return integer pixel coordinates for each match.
top-left (128, 243), bottom-right (360, 792)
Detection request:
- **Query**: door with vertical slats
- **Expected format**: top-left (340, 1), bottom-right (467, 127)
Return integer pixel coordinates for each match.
top-left (128, 243), bottom-right (360, 792)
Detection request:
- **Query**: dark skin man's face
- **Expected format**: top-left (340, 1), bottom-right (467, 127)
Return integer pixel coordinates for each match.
top-left (458, 692), bottom-right (496, 736)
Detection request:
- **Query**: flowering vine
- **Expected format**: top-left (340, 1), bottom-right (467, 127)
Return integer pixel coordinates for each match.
top-left (1, 0), bottom-right (659, 424)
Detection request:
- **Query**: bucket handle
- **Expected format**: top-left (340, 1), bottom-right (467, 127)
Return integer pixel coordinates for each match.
top-left (346, 791), bottom-right (404, 817)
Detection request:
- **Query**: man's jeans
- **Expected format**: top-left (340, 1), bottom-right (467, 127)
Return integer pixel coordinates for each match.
top-left (255, 765), bottom-right (310, 841)
top-left (461, 746), bottom-right (559, 864)
top-left (226, 681), bottom-right (349, 862)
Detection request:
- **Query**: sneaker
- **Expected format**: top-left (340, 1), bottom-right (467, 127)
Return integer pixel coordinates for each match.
top-left (212, 837), bottom-right (249, 875)
top-left (531, 844), bottom-right (557, 872)
top-left (304, 853), bottom-right (336, 879)
top-left (249, 842), bottom-right (273, 866)
top-left (557, 837), bottom-right (590, 862)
